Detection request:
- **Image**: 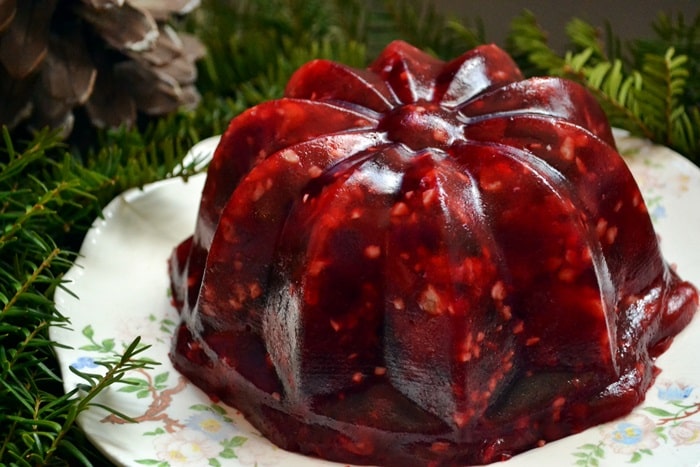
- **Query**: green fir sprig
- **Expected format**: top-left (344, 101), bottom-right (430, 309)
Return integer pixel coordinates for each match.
top-left (505, 10), bottom-right (700, 162)
top-left (0, 129), bottom-right (158, 465)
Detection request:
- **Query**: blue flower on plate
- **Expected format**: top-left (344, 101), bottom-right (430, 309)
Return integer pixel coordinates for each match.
top-left (651, 203), bottom-right (666, 221)
top-left (658, 382), bottom-right (694, 401)
top-left (185, 412), bottom-right (240, 442)
top-left (611, 422), bottom-right (644, 445)
top-left (70, 356), bottom-right (98, 370)
top-left (603, 414), bottom-right (660, 454)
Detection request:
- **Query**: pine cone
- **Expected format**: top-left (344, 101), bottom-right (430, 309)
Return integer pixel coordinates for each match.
top-left (0, 0), bottom-right (205, 137)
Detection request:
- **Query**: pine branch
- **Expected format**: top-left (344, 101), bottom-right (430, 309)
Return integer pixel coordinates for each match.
top-left (505, 10), bottom-right (700, 163)
top-left (377, 0), bottom-right (485, 58)
top-left (505, 10), bottom-right (565, 77)
top-left (565, 17), bottom-right (607, 59)
top-left (0, 128), bottom-right (163, 466)
top-left (192, 0), bottom-right (367, 102)
top-left (633, 12), bottom-right (700, 104)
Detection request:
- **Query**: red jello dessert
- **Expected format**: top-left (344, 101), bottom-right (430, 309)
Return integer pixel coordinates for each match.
top-left (169, 41), bottom-right (698, 465)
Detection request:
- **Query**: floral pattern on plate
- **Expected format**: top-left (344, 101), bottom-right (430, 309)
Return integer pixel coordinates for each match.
top-left (571, 380), bottom-right (700, 466)
top-left (52, 134), bottom-right (700, 466)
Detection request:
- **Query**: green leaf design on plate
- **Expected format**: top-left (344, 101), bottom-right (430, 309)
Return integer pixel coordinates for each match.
top-left (644, 407), bottom-right (675, 417)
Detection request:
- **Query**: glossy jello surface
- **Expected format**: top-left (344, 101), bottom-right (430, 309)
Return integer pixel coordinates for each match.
top-left (169, 41), bottom-right (698, 466)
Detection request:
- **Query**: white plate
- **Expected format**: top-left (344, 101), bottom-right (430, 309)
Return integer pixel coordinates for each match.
top-left (52, 133), bottom-right (700, 467)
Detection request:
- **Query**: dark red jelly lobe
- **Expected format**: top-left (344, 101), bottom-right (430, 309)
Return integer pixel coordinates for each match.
top-left (169, 41), bottom-right (698, 466)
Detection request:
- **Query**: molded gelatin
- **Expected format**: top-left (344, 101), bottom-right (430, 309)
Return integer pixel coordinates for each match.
top-left (169, 41), bottom-right (698, 466)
